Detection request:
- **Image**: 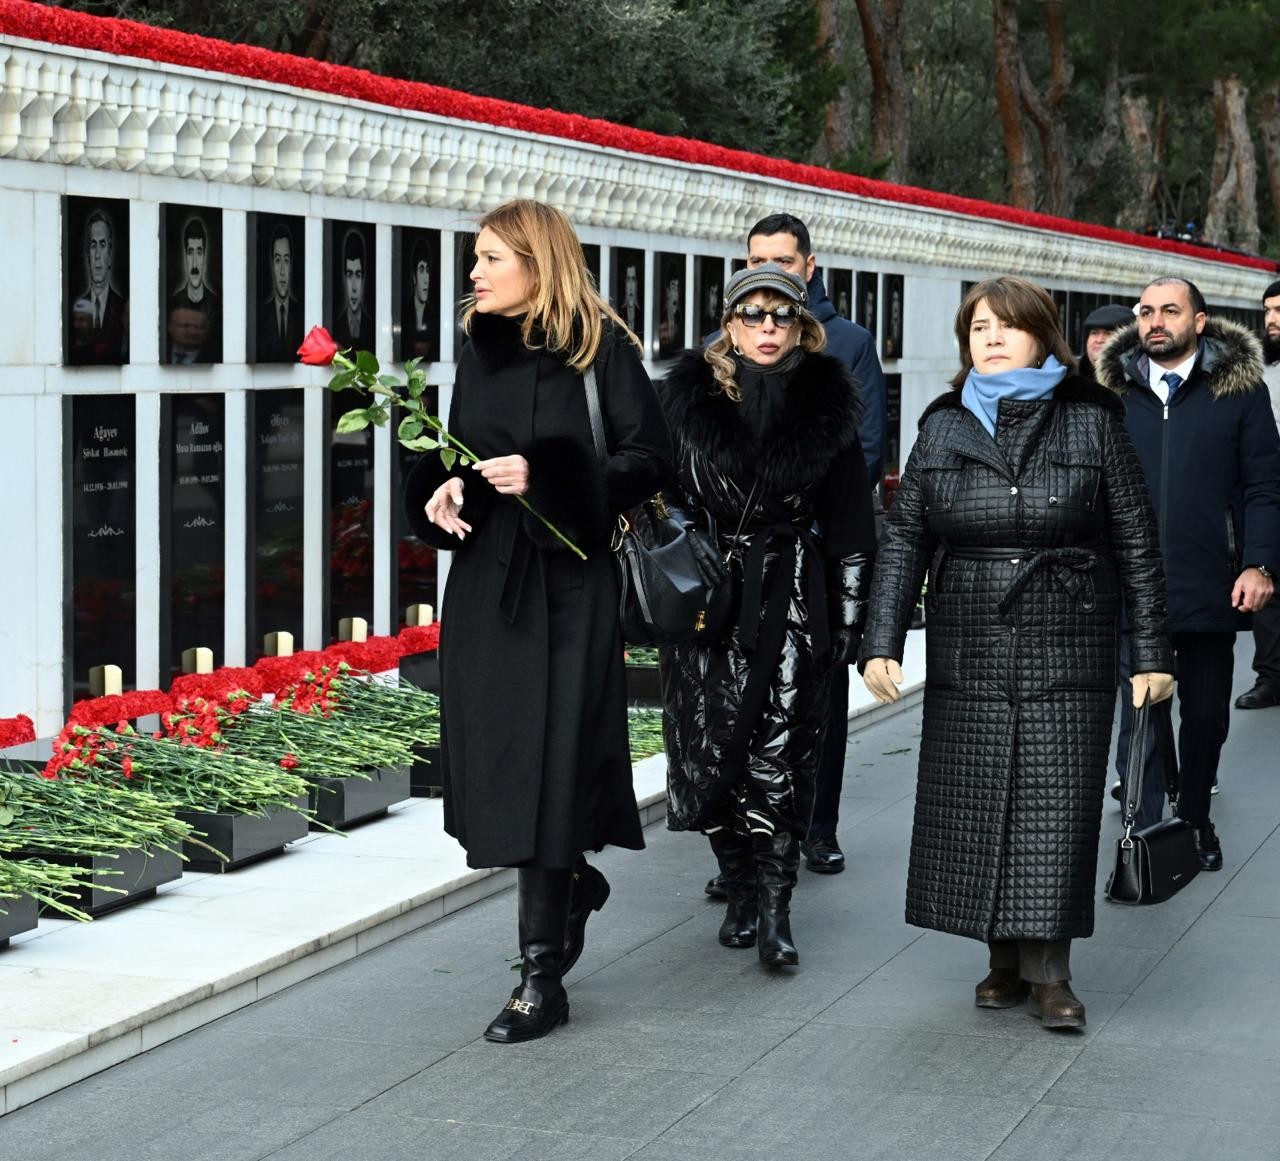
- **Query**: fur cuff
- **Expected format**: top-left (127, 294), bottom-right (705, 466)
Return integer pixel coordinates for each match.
top-left (521, 436), bottom-right (611, 552)
top-left (402, 453), bottom-right (494, 550)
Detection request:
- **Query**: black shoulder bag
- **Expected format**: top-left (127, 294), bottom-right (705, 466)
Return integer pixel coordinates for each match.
top-left (584, 365), bottom-right (734, 646)
top-left (1104, 692), bottom-right (1201, 905)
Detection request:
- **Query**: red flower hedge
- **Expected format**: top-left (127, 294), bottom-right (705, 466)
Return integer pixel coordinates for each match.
top-left (0, 713), bottom-right (36, 749)
top-left (0, 0), bottom-right (1271, 273)
top-left (399, 623), bottom-right (441, 656)
top-left (68, 689), bottom-right (173, 728)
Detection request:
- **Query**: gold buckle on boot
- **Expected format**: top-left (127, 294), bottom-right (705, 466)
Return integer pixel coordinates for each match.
top-left (505, 997), bottom-right (535, 1016)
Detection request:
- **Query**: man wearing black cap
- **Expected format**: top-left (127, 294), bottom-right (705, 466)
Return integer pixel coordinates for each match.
top-left (1236, 279), bottom-right (1280, 709)
top-left (1079, 303), bottom-right (1134, 380)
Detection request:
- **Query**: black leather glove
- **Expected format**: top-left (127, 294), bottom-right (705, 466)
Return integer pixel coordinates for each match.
top-left (826, 628), bottom-right (861, 670)
top-left (687, 522), bottom-right (728, 584)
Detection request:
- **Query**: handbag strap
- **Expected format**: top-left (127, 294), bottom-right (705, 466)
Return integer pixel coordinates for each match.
top-left (584, 364), bottom-right (608, 466)
top-left (1120, 693), bottom-right (1179, 839)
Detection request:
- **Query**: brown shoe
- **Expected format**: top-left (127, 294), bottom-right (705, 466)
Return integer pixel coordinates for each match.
top-left (974, 968), bottom-right (1030, 1009)
top-left (1029, 981), bottom-right (1086, 1029)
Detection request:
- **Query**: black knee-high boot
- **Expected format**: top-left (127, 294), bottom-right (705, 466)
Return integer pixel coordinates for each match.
top-left (563, 855), bottom-right (610, 976)
top-left (753, 832), bottom-right (799, 967)
top-left (707, 830), bottom-right (758, 948)
top-left (484, 866), bottom-right (573, 1043)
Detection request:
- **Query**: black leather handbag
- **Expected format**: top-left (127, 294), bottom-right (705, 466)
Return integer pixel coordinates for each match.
top-left (1105, 693), bottom-right (1201, 905)
top-left (584, 366), bottom-right (735, 646)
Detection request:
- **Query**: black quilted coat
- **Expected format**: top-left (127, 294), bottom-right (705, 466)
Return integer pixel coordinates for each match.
top-left (658, 350), bottom-right (877, 838)
top-left (860, 376), bottom-right (1173, 942)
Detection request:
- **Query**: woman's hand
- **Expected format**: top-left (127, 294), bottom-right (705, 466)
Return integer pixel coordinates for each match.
top-left (425, 477), bottom-right (471, 540)
top-left (1131, 671), bottom-right (1175, 706)
top-left (862, 657), bottom-right (903, 703)
top-left (473, 454), bottom-right (529, 496)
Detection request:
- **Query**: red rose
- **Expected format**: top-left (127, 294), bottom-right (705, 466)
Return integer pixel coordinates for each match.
top-left (298, 325), bottom-right (341, 366)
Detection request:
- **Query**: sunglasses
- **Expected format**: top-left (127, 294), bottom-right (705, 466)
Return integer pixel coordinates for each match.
top-left (732, 303), bottom-right (802, 328)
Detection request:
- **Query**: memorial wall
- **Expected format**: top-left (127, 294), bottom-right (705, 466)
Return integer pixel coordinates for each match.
top-left (0, 16), bottom-right (1272, 740)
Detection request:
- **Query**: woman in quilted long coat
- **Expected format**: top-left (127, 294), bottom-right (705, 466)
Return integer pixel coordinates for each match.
top-left (660, 263), bottom-right (877, 969)
top-left (860, 277), bottom-right (1174, 1029)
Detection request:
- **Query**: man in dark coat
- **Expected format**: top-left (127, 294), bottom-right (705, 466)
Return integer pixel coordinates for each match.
top-left (714, 212), bottom-right (886, 879)
top-left (1235, 279), bottom-right (1280, 709)
top-left (1096, 276), bottom-right (1280, 868)
top-left (1078, 303), bottom-right (1133, 381)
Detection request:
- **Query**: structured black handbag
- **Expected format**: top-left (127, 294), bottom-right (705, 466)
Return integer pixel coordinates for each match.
top-left (584, 365), bottom-right (736, 646)
top-left (1105, 693), bottom-right (1201, 905)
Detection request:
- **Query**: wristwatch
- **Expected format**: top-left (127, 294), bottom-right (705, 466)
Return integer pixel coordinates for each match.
top-left (1251, 564), bottom-right (1274, 580)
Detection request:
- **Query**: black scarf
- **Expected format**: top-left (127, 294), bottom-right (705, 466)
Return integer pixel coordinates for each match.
top-left (734, 348), bottom-right (803, 444)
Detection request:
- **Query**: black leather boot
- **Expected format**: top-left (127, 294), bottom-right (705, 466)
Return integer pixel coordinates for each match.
top-left (753, 831), bottom-right (800, 967)
top-left (563, 856), bottom-right (610, 975)
top-left (708, 830), bottom-right (758, 948)
top-left (484, 866), bottom-right (573, 1044)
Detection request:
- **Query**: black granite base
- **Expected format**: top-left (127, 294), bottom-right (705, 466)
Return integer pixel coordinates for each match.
top-left (308, 765), bottom-right (411, 828)
top-left (177, 795), bottom-right (310, 872)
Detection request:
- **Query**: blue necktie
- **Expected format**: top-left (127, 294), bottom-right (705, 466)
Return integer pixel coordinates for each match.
top-left (1161, 371), bottom-right (1183, 395)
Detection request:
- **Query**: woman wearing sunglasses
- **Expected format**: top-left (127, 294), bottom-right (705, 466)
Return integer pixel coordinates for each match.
top-left (658, 262), bottom-right (877, 967)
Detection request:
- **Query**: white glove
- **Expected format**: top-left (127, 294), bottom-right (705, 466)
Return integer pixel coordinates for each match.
top-left (1131, 671), bottom-right (1175, 707)
top-left (862, 657), bottom-right (904, 704)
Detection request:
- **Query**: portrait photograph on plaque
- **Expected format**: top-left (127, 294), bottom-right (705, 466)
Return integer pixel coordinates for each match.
top-left (611, 247), bottom-right (645, 345)
top-left (325, 220), bottom-right (376, 352)
top-left (453, 231), bottom-right (477, 355)
top-left (325, 392), bottom-right (375, 641)
top-left (829, 269), bottom-right (853, 321)
top-left (392, 390), bottom-right (441, 629)
top-left (654, 251), bottom-right (685, 361)
top-left (64, 196), bottom-right (130, 367)
top-left (159, 394), bottom-right (225, 680)
top-left (247, 213), bottom-right (305, 364)
top-left (693, 256), bottom-right (725, 344)
top-left (882, 273), bottom-right (905, 359)
top-left (394, 227), bottom-right (441, 364)
top-left (856, 271), bottom-right (878, 337)
top-left (161, 204), bottom-right (223, 364)
top-left (582, 243), bottom-right (601, 290)
top-left (883, 373), bottom-right (902, 486)
top-left (246, 389), bottom-right (305, 659)
top-left (65, 394), bottom-right (137, 705)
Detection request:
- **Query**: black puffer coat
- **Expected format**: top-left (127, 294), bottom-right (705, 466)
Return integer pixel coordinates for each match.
top-left (659, 350), bottom-right (877, 838)
top-left (860, 376), bottom-right (1173, 942)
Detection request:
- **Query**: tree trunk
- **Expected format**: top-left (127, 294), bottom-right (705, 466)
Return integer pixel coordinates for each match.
top-left (815, 0), bottom-right (857, 166)
top-left (853, 0), bottom-right (909, 182)
top-left (1262, 85), bottom-right (1280, 242)
top-left (992, 0), bottom-right (1035, 209)
top-left (1017, 1), bottom-right (1073, 216)
top-left (1117, 90), bottom-right (1160, 232)
top-left (1203, 79), bottom-right (1234, 243)
top-left (1204, 76), bottom-right (1259, 251)
top-left (1078, 49), bottom-right (1122, 199)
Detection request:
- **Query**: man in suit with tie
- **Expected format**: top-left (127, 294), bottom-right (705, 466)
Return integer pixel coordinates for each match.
top-left (69, 208), bottom-right (127, 365)
top-left (1096, 276), bottom-right (1280, 871)
top-left (257, 222), bottom-right (303, 362)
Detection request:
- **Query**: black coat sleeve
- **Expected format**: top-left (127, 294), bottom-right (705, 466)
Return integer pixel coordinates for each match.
top-left (520, 331), bottom-right (675, 552)
top-left (1100, 414), bottom-right (1175, 675)
top-left (858, 431), bottom-right (938, 667)
top-left (1239, 384), bottom-right (1280, 573)
top-left (401, 375), bottom-right (498, 551)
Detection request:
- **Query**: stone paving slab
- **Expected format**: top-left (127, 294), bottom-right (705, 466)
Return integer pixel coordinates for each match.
top-left (1, 639), bottom-right (1277, 1160)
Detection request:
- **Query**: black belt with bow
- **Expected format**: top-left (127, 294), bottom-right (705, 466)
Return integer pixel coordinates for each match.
top-left (940, 542), bottom-right (1104, 616)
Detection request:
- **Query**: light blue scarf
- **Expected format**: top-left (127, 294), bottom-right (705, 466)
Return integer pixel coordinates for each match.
top-left (961, 354), bottom-right (1068, 436)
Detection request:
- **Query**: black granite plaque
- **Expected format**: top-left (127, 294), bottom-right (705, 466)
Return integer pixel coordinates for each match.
top-left (64, 197), bottom-right (130, 367)
top-left (247, 213), bottom-right (305, 364)
top-left (694, 256), bottom-right (726, 344)
top-left (65, 394), bottom-right (136, 705)
top-left (325, 392), bottom-right (375, 640)
top-left (856, 272), bottom-right (878, 337)
top-left (1065, 291), bottom-right (1084, 356)
top-left (882, 274), bottom-right (904, 359)
top-left (884, 373), bottom-right (902, 483)
top-left (246, 390), bottom-right (305, 658)
top-left (161, 205), bottom-right (223, 364)
top-left (454, 231), bottom-right (477, 355)
top-left (394, 227), bottom-right (441, 364)
top-left (612, 247), bottom-right (645, 345)
top-left (829, 269), bottom-right (853, 321)
top-left (325, 220), bottom-right (376, 352)
top-left (582, 243), bottom-right (601, 290)
top-left (392, 389), bottom-right (441, 627)
top-left (731, 257), bottom-right (748, 274)
top-left (654, 252), bottom-right (685, 360)
top-left (160, 394), bottom-right (225, 680)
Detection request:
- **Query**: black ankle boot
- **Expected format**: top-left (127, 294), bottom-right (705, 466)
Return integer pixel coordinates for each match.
top-left (563, 856), bottom-right (610, 975)
top-left (708, 830), bottom-right (758, 948)
top-left (753, 832), bottom-right (799, 967)
top-left (484, 866), bottom-right (573, 1044)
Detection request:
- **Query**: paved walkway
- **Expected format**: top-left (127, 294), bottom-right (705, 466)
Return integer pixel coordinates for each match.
top-left (2, 650), bottom-right (1278, 1160)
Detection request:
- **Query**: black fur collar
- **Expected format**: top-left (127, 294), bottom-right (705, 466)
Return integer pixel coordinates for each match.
top-left (661, 349), bottom-right (862, 492)
top-left (1095, 318), bottom-right (1264, 399)
top-left (918, 372), bottom-right (1123, 429)
top-left (467, 312), bottom-right (534, 372)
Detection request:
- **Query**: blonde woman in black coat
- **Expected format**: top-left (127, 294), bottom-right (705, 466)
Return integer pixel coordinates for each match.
top-left (659, 263), bottom-right (877, 968)
top-left (404, 200), bottom-right (673, 1042)
top-left (861, 277), bottom-right (1173, 1030)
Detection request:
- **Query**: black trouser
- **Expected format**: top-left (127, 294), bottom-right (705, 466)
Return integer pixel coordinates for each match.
top-left (1250, 598), bottom-right (1280, 688)
top-left (808, 662), bottom-right (848, 841)
top-left (1115, 630), bottom-right (1236, 829)
top-left (989, 939), bottom-right (1071, 983)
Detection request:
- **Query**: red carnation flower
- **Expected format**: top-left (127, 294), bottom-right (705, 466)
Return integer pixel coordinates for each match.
top-left (298, 325), bottom-right (340, 366)
top-left (279, 754), bottom-right (300, 769)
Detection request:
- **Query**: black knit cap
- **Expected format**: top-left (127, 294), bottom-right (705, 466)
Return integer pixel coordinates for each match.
top-left (1083, 303), bottom-right (1134, 331)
